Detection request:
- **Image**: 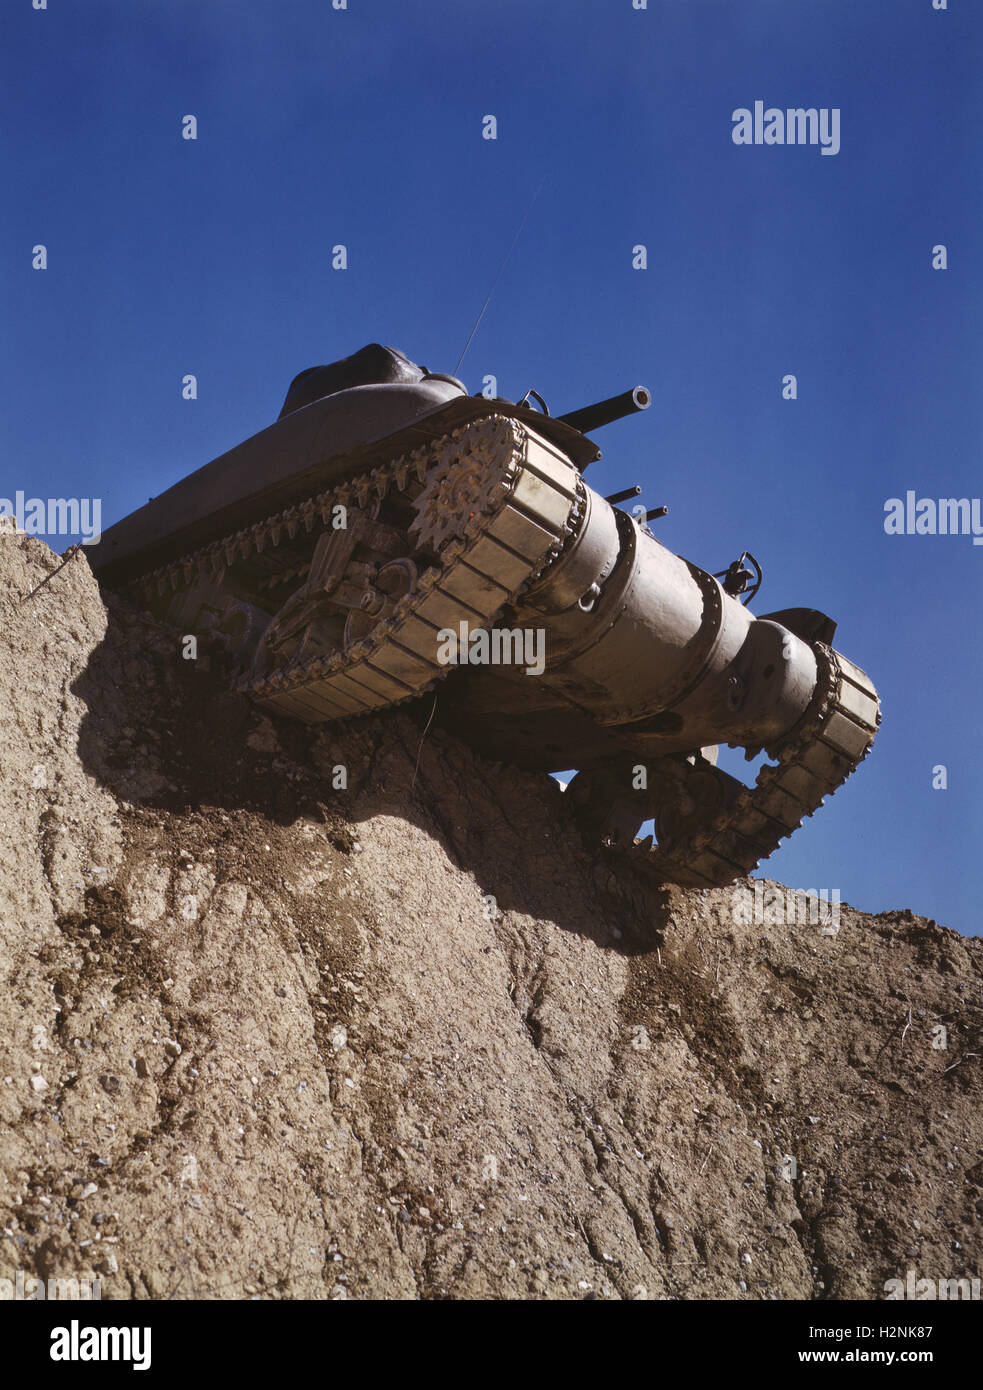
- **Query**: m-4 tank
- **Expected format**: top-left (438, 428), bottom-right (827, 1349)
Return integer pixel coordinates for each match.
top-left (91, 344), bottom-right (880, 887)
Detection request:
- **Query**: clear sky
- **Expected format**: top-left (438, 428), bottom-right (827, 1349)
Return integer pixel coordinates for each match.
top-left (2, 1), bottom-right (980, 934)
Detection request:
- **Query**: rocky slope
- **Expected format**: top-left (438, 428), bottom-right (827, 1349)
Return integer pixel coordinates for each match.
top-left (1, 532), bottom-right (980, 1300)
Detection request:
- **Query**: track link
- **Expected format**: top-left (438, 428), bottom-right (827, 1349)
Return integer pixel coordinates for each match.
top-left (621, 645), bottom-right (881, 887)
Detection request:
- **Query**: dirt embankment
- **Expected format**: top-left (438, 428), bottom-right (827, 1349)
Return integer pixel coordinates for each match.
top-left (1, 533), bottom-right (980, 1300)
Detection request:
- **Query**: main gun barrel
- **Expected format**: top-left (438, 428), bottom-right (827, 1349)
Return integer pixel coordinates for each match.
top-left (558, 385), bottom-right (651, 436)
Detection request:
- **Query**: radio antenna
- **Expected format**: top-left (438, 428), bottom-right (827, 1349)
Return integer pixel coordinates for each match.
top-left (453, 179), bottom-right (545, 378)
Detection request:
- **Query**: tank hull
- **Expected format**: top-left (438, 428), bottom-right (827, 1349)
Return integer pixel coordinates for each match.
top-left (91, 386), bottom-right (597, 588)
top-left (88, 346), bottom-right (880, 888)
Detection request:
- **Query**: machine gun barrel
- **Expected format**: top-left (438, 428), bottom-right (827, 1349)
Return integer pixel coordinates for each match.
top-left (558, 385), bottom-right (651, 435)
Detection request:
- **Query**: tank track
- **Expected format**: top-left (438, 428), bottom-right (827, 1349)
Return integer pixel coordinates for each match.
top-left (621, 644), bottom-right (881, 887)
top-left (245, 419), bottom-right (579, 720)
top-left (129, 416), bottom-right (580, 721)
top-left (125, 417), bottom-right (879, 889)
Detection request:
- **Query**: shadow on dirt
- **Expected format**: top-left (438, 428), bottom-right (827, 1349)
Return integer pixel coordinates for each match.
top-left (72, 590), bottom-right (671, 956)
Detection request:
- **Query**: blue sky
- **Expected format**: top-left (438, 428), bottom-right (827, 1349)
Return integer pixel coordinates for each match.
top-left (2, 0), bottom-right (980, 933)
